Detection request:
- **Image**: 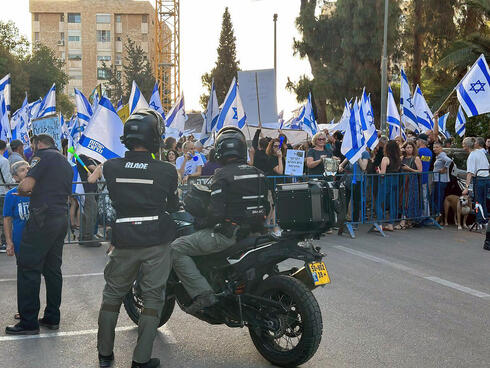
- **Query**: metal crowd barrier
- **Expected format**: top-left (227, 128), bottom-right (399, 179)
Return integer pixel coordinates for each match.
top-left (1, 170), bottom-right (481, 246)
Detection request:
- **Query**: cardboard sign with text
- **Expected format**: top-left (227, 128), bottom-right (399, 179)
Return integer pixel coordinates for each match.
top-left (285, 149), bottom-right (305, 176)
top-left (32, 114), bottom-right (62, 150)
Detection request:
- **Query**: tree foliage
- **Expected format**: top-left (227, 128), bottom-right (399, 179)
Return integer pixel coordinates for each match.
top-left (200, 7), bottom-right (240, 109)
top-left (122, 37), bottom-right (155, 102)
top-left (289, 0), bottom-right (402, 123)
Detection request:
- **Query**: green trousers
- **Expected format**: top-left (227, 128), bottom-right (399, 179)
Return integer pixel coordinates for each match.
top-left (170, 228), bottom-right (235, 299)
top-left (97, 244), bottom-right (171, 363)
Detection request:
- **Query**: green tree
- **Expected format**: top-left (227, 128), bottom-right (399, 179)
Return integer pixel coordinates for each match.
top-left (0, 20), bottom-right (29, 57)
top-left (123, 37), bottom-right (155, 101)
top-left (200, 7), bottom-right (240, 109)
top-left (101, 62), bottom-right (123, 104)
top-left (289, 0), bottom-right (401, 123)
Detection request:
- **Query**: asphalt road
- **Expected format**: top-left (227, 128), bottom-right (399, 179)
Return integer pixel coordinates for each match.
top-left (0, 226), bottom-right (489, 368)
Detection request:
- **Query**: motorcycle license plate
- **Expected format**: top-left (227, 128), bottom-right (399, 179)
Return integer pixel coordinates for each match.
top-left (308, 262), bottom-right (330, 286)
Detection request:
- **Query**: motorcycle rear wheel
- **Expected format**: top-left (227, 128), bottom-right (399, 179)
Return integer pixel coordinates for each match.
top-left (123, 283), bottom-right (175, 328)
top-left (249, 275), bottom-right (323, 367)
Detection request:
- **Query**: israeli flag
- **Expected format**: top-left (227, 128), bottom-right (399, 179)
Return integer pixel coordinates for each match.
top-left (413, 85), bottom-right (433, 132)
top-left (165, 94), bottom-right (186, 134)
top-left (11, 99), bottom-right (27, 144)
top-left (149, 82), bottom-right (165, 117)
top-left (299, 92), bottom-right (318, 136)
top-left (76, 96), bottom-right (127, 163)
top-left (456, 54), bottom-right (490, 117)
top-left (116, 98), bottom-right (123, 112)
top-left (400, 68), bottom-right (419, 132)
top-left (438, 112), bottom-right (451, 139)
top-left (216, 77), bottom-right (246, 131)
top-left (71, 162), bottom-right (85, 210)
top-left (387, 85), bottom-right (401, 128)
top-left (75, 88), bottom-right (93, 126)
top-left (60, 114), bottom-right (69, 140)
top-left (37, 83), bottom-right (56, 119)
top-left (129, 81), bottom-right (149, 115)
top-left (389, 124), bottom-right (406, 140)
top-left (341, 100), bottom-right (365, 164)
top-left (455, 105), bottom-right (466, 137)
top-left (27, 99), bottom-right (42, 127)
top-left (0, 94), bottom-right (11, 140)
top-left (0, 74), bottom-right (11, 113)
top-left (359, 89), bottom-right (379, 150)
top-left (204, 79), bottom-right (219, 134)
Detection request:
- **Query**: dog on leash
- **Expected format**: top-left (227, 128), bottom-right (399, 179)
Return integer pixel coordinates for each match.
top-left (444, 194), bottom-right (472, 230)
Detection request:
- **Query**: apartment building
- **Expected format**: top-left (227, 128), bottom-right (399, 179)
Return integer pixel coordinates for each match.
top-left (29, 0), bottom-right (160, 99)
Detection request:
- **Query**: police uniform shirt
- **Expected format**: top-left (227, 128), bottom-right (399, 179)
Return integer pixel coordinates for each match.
top-left (28, 148), bottom-right (73, 213)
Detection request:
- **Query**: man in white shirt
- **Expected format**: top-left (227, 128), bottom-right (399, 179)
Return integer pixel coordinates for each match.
top-left (462, 137), bottom-right (489, 224)
top-left (176, 141), bottom-right (204, 183)
top-left (0, 140), bottom-right (15, 252)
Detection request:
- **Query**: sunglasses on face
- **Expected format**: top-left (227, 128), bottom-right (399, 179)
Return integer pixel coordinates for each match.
top-left (317, 138), bottom-right (326, 141)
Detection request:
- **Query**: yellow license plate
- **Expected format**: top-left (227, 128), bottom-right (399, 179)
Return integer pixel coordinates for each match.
top-left (308, 262), bottom-right (330, 286)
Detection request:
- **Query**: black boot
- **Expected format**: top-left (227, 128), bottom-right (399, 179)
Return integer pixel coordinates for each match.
top-left (5, 323), bottom-right (39, 335)
top-left (484, 227), bottom-right (490, 251)
top-left (131, 358), bottom-right (160, 368)
top-left (98, 352), bottom-right (114, 368)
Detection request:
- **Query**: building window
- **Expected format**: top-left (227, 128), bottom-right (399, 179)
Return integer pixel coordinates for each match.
top-left (116, 71), bottom-right (122, 79)
top-left (142, 14), bottom-right (148, 23)
top-left (97, 30), bottom-right (111, 42)
top-left (68, 53), bottom-right (82, 60)
top-left (34, 32), bottom-right (40, 42)
top-left (115, 15), bottom-right (122, 23)
top-left (68, 35), bottom-right (80, 42)
top-left (60, 14), bottom-right (64, 22)
top-left (97, 68), bottom-right (110, 80)
top-left (116, 36), bottom-right (121, 42)
top-left (96, 14), bottom-right (111, 24)
top-left (60, 51), bottom-right (65, 61)
top-left (97, 55), bottom-right (111, 61)
top-left (60, 32), bottom-right (65, 41)
top-left (34, 14), bottom-right (39, 21)
top-left (68, 13), bottom-right (81, 23)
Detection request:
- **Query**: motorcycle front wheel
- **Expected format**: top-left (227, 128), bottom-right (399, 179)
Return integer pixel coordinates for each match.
top-left (249, 275), bottom-right (323, 367)
top-left (123, 281), bottom-right (175, 328)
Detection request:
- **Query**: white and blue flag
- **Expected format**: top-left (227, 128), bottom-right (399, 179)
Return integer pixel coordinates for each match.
top-left (27, 99), bottom-right (42, 127)
top-left (149, 82), bottom-right (165, 117)
top-left (76, 96), bottom-right (127, 163)
top-left (455, 105), bottom-right (466, 137)
top-left (0, 74), bottom-right (11, 113)
top-left (128, 81), bottom-right (149, 115)
top-left (438, 112), bottom-right (451, 139)
top-left (359, 90), bottom-right (379, 150)
top-left (216, 77), bottom-right (246, 131)
top-left (413, 85), bottom-right (433, 132)
top-left (75, 88), bottom-right (93, 126)
top-left (387, 85), bottom-right (401, 128)
top-left (400, 68), bottom-right (419, 132)
top-left (165, 94), bottom-right (186, 135)
top-left (116, 98), bottom-right (123, 112)
top-left (341, 100), bottom-right (365, 164)
top-left (36, 83), bottom-right (56, 119)
top-left (388, 124), bottom-right (406, 140)
top-left (11, 96), bottom-right (29, 144)
top-left (456, 54), bottom-right (490, 117)
top-left (298, 92), bottom-right (318, 136)
top-left (204, 79), bottom-right (219, 134)
top-left (0, 94), bottom-right (11, 140)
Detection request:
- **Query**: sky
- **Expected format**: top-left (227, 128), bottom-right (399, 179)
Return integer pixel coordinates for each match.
top-left (0, 0), bottom-right (312, 118)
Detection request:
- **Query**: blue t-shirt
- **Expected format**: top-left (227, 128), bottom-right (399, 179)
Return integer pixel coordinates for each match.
top-left (3, 187), bottom-right (30, 254)
top-left (418, 147), bottom-right (433, 184)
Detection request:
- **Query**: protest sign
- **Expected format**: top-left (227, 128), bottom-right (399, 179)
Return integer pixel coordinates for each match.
top-left (32, 114), bottom-right (62, 150)
top-left (284, 149), bottom-right (305, 176)
top-left (117, 104), bottom-right (130, 123)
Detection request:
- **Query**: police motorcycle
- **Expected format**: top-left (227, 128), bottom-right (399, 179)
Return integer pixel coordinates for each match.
top-left (122, 172), bottom-right (343, 368)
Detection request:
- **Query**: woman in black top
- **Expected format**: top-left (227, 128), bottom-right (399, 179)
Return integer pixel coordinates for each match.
top-left (306, 132), bottom-right (333, 176)
top-left (265, 138), bottom-right (285, 176)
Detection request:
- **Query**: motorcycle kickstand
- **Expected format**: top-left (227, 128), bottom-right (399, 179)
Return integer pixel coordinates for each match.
top-left (237, 295), bottom-right (244, 328)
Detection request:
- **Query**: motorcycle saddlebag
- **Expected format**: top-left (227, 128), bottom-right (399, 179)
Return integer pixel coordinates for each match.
top-left (275, 181), bottom-right (329, 231)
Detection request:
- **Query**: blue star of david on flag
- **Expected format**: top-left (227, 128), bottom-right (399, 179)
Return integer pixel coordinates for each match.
top-left (469, 80), bottom-right (485, 94)
top-left (406, 96), bottom-right (414, 108)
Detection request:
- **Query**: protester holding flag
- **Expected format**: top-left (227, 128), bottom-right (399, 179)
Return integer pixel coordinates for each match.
top-left (306, 132), bottom-right (333, 176)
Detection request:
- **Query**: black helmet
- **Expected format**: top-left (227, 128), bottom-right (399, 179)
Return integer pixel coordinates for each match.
top-left (120, 108), bottom-right (164, 153)
top-left (214, 126), bottom-right (247, 163)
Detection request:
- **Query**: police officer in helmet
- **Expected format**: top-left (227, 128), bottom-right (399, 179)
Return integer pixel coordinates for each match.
top-left (97, 109), bottom-right (179, 368)
top-left (171, 126), bottom-right (270, 313)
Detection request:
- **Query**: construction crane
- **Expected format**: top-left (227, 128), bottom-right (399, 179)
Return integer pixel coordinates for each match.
top-left (154, 0), bottom-right (180, 112)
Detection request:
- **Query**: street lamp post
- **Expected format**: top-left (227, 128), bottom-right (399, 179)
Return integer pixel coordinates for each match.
top-left (273, 13), bottom-right (278, 86)
top-left (380, 0), bottom-right (389, 132)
